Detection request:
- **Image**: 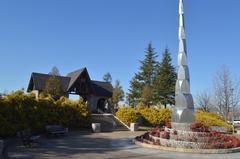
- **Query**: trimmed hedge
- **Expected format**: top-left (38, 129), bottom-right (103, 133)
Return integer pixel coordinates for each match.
top-left (116, 107), bottom-right (231, 131)
top-left (0, 90), bottom-right (91, 137)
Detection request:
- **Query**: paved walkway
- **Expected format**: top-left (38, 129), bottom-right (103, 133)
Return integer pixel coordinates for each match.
top-left (6, 131), bottom-right (240, 159)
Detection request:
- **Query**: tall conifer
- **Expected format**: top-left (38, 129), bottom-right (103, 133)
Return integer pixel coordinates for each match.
top-left (153, 48), bottom-right (177, 108)
top-left (127, 42), bottom-right (157, 107)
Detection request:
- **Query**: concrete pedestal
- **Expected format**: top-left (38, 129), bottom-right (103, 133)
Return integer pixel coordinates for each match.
top-left (92, 123), bottom-right (101, 133)
top-left (130, 123), bottom-right (138, 132)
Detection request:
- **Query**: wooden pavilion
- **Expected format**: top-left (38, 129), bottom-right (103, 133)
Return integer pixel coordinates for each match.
top-left (27, 68), bottom-right (113, 113)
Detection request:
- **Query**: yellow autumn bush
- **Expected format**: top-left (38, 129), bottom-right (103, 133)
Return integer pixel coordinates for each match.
top-left (116, 106), bottom-right (171, 127)
top-left (116, 107), bottom-right (139, 126)
top-left (195, 111), bottom-right (232, 131)
top-left (116, 106), bottom-right (230, 130)
top-left (138, 107), bottom-right (171, 126)
top-left (0, 90), bottom-right (91, 137)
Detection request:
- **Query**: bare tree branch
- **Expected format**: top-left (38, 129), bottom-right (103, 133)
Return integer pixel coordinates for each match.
top-left (213, 65), bottom-right (240, 121)
top-left (196, 90), bottom-right (212, 112)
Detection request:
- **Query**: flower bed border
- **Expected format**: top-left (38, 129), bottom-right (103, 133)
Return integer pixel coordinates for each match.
top-left (134, 138), bottom-right (240, 154)
top-left (149, 134), bottom-right (206, 149)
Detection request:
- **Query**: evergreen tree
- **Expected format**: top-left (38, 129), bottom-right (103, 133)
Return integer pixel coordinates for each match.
top-left (103, 72), bottom-right (112, 83)
top-left (112, 80), bottom-right (125, 109)
top-left (138, 43), bottom-right (158, 85)
top-left (127, 42), bottom-right (157, 107)
top-left (43, 75), bottom-right (64, 100)
top-left (49, 66), bottom-right (61, 76)
top-left (153, 48), bottom-right (177, 108)
top-left (127, 76), bottom-right (142, 106)
top-left (141, 84), bottom-right (152, 107)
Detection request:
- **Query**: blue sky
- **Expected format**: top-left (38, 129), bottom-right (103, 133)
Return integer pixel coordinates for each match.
top-left (0, 0), bottom-right (240, 101)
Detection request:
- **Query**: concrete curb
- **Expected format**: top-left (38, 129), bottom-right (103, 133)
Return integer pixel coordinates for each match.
top-left (134, 139), bottom-right (240, 154)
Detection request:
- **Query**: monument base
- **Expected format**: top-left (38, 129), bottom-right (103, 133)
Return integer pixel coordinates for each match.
top-left (171, 122), bottom-right (191, 131)
top-left (172, 107), bottom-right (195, 123)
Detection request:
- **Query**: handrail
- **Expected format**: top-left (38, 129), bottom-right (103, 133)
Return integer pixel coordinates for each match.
top-left (91, 113), bottom-right (131, 130)
top-left (112, 115), bottom-right (131, 130)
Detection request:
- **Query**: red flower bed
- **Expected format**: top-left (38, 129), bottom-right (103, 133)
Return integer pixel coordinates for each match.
top-left (207, 131), bottom-right (240, 149)
top-left (136, 126), bottom-right (240, 149)
top-left (165, 122), bottom-right (172, 129)
top-left (161, 131), bottom-right (170, 139)
top-left (149, 127), bottom-right (163, 137)
top-left (190, 123), bottom-right (209, 132)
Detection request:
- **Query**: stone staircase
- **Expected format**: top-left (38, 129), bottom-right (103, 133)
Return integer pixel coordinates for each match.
top-left (91, 114), bottom-right (130, 132)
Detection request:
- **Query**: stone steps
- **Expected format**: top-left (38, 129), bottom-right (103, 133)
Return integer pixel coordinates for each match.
top-left (91, 114), bottom-right (130, 132)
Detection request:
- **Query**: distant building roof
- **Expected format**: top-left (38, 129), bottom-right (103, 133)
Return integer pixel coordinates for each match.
top-left (27, 68), bottom-right (113, 98)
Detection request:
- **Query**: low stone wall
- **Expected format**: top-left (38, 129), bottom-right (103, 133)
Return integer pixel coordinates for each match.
top-left (170, 134), bottom-right (209, 143)
top-left (171, 122), bottom-right (191, 131)
top-left (169, 129), bottom-right (210, 142)
top-left (149, 134), bottom-right (206, 149)
top-left (134, 139), bottom-right (240, 154)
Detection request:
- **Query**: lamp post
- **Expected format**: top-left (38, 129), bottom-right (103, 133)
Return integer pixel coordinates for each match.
top-left (230, 88), bottom-right (234, 134)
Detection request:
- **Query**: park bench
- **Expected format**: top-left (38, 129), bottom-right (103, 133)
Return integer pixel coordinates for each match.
top-left (45, 125), bottom-right (68, 136)
top-left (17, 129), bottom-right (40, 148)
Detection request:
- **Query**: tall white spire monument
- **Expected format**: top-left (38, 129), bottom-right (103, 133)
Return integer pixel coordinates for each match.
top-left (172, 0), bottom-right (195, 125)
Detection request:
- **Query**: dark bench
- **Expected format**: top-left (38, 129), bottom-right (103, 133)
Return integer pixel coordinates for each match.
top-left (17, 129), bottom-right (40, 148)
top-left (45, 125), bottom-right (68, 136)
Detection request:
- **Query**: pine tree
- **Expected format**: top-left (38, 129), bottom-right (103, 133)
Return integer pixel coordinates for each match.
top-left (49, 66), bottom-right (61, 76)
top-left (103, 72), bottom-right (112, 83)
top-left (127, 42), bottom-right (157, 107)
top-left (43, 76), bottom-right (64, 100)
top-left (112, 80), bottom-right (125, 109)
top-left (127, 76), bottom-right (142, 106)
top-left (141, 84), bottom-right (152, 107)
top-left (153, 48), bottom-right (177, 108)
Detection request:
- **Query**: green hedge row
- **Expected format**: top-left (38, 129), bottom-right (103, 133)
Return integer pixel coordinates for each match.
top-left (0, 90), bottom-right (91, 137)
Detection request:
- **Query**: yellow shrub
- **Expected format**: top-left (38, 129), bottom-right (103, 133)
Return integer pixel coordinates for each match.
top-left (116, 107), bottom-right (139, 126)
top-left (116, 106), bottom-right (172, 127)
top-left (138, 107), bottom-right (171, 126)
top-left (158, 108), bottom-right (172, 124)
top-left (195, 111), bottom-right (232, 131)
top-left (0, 90), bottom-right (91, 137)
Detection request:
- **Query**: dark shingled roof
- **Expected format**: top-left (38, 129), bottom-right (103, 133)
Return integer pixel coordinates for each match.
top-left (27, 68), bottom-right (113, 98)
top-left (27, 73), bottom-right (70, 92)
top-left (91, 80), bottom-right (113, 97)
top-left (67, 68), bottom-right (86, 90)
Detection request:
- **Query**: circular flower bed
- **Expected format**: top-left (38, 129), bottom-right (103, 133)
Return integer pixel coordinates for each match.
top-left (135, 123), bottom-right (240, 153)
